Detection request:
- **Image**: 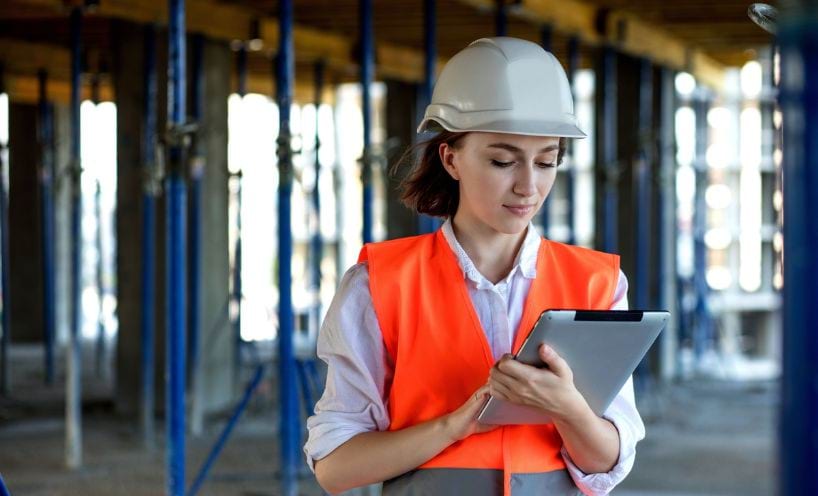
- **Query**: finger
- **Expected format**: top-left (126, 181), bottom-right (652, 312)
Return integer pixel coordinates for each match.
top-left (495, 355), bottom-right (532, 379)
top-left (489, 377), bottom-right (516, 402)
top-left (538, 344), bottom-right (571, 378)
top-left (489, 366), bottom-right (521, 392)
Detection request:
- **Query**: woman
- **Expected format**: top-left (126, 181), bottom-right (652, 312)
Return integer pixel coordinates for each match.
top-left (304, 37), bottom-right (645, 496)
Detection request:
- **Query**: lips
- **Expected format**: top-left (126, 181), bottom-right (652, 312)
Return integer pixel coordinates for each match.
top-left (503, 204), bottom-right (535, 216)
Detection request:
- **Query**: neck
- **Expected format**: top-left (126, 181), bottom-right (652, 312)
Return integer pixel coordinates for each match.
top-left (450, 212), bottom-right (527, 285)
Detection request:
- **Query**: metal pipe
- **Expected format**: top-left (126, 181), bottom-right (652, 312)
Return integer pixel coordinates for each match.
top-left (186, 365), bottom-right (265, 496)
top-left (232, 45), bottom-right (246, 385)
top-left (495, 0), bottom-right (507, 37)
top-left (418, 0), bottom-right (437, 234)
top-left (692, 89), bottom-right (711, 363)
top-left (360, 0), bottom-right (374, 244)
top-left (66, 5), bottom-right (83, 470)
top-left (566, 36), bottom-right (579, 246)
top-left (600, 45), bottom-right (618, 253)
top-left (166, 0), bottom-right (188, 493)
top-left (38, 69), bottom-right (56, 386)
top-left (276, 1), bottom-right (299, 494)
top-left (140, 23), bottom-right (158, 450)
top-left (0, 472), bottom-right (10, 496)
top-left (0, 62), bottom-right (9, 396)
top-left (635, 58), bottom-right (652, 310)
top-left (188, 32), bottom-right (204, 414)
top-left (539, 24), bottom-right (552, 237)
top-left (311, 60), bottom-right (324, 329)
top-left (779, 3), bottom-right (818, 493)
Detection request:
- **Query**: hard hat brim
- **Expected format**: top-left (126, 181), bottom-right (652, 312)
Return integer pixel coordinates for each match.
top-left (417, 117), bottom-right (587, 139)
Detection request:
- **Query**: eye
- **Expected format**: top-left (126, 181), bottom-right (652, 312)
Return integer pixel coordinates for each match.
top-left (537, 162), bottom-right (557, 169)
top-left (491, 159), bottom-right (514, 167)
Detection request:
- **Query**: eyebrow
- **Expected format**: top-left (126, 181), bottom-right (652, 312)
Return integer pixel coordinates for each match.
top-left (487, 143), bottom-right (559, 153)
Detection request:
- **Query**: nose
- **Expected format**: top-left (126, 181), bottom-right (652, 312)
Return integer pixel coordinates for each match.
top-left (512, 162), bottom-right (537, 197)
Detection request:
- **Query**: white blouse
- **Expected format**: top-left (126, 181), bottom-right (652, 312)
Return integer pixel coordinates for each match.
top-left (304, 219), bottom-right (646, 496)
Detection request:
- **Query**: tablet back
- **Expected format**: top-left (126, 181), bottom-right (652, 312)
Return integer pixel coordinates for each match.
top-left (477, 310), bottom-right (669, 425)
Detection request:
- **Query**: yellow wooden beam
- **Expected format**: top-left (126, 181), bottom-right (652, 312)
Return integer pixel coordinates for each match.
top-left (5, 73), bottom-right (114, 104)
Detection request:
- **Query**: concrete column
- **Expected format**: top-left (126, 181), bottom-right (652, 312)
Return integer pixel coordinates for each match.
top-left (384, 79), bottom-right (420, 240)
top-left (113, 20), bottom-right (167, 416)
top-left (190, 37), bottom-right (233, 432)
top-left (8, 103), bottom-right (44, 343)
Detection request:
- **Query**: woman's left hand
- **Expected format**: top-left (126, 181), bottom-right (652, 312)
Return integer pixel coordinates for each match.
top-left (488, 344), bottom-right (588, 422)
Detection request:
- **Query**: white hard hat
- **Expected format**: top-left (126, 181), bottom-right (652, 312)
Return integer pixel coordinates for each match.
top-left (417, 37), bottom-right (585, 138)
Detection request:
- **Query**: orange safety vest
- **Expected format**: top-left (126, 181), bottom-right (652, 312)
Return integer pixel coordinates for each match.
top-left (358, 229), bottom-right (619, 496)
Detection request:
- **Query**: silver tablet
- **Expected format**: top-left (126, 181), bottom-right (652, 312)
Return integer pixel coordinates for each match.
top-left (477, 309), bottom-right (669, 425)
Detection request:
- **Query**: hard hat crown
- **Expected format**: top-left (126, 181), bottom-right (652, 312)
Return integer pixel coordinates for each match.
top-left (418, 37), bottom-right (585, 138)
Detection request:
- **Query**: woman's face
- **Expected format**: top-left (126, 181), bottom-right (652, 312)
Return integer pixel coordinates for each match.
top-left (440, 132), bottom-right (560, 235)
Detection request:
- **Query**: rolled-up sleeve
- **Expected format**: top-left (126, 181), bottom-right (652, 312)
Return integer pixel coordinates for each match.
top-left (303, 262), bottom-right (391, 472)
top-left (561, 270), bottom-right (647, 495)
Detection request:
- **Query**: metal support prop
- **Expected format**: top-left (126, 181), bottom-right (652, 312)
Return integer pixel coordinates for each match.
top-left (0, 63), bottom-right (9, 396)
top-left (38, 70), bottom-right (56, 386)
top-left (692, 89), bottom-right (711, 363)
top-left (658, 67), bottom-right (678, 381)
top-left (311, 60), bottom-right (324, 329)
top-left (188, 33), bottom-right (204, 436)
top-left (539, 24), bottom-right (552, 237)
top-left (140, 23), bottom-right (158, 450)
top-left (418, 0), bottom-right (437, 234)
top-left (600, 46), bottom-right (618, 253)
top-left (633, 58), bottom-right (653, 384)
top-left (232, 45), bottom-right (246, 384)
top-left (566, 36), bottom-right (579, 246)
top-left (779, 3), bottom-right (818, 493)
top-left (495, 0), bottom-right (507, 37)
top-left (276, 1), bottom-right (299, 494)
top-left (0, 472), bottom-right (10, 496)
top-left (634, 58), bottom-right (652, 311)
top-left (187, 365), bottom-right (265, 496)
top-left (66, 6), bottom-right (83, 470)
top-left (360, 0), bottom-right (374, 244)
top-left (166, 0), bottom-right (188, 493)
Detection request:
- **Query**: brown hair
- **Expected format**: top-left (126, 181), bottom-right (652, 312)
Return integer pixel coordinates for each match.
top-left (394, 131), bottom-right (567, 218)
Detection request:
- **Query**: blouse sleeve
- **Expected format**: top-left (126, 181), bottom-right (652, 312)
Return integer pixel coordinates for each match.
top-left (560, 270), bottom-right (647, 495)
top-left (303, 262), bottom-right (392, 472)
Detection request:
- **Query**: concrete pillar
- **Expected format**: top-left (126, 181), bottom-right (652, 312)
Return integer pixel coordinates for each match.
top-left (112, 20), bottom-right (167, 416)
top-left (190, 37), bottom-right (233, 432)
top-left (8, 103), bottom-right (44, 343)
top-left (384, 80), bottom-right (421, 240)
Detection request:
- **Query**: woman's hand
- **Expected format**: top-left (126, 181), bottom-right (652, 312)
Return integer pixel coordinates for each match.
top-left (488, 344), bottom-right (588, 421)
top-left (442, 385), bottom-right (499, 442)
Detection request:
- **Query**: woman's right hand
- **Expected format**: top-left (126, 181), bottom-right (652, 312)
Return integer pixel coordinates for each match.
top-left (442, 385), bottom-right (499, 443)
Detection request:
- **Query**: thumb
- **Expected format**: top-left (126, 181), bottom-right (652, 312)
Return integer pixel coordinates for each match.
top-left (538, 344), bottom-right (570, 378)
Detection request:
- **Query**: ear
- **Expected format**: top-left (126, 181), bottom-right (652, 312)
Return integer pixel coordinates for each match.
top-left (439, 142), bottom-right (461, 181)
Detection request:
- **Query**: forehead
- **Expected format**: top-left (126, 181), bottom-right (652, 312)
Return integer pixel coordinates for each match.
top-left (465, 132), bottom-right (560, 151)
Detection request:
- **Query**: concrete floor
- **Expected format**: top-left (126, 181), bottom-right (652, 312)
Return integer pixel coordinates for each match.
top-left (0, 344), bottom-right (776, 495)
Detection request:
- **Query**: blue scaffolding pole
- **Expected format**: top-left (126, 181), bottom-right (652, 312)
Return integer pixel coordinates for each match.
top-left (66, 5), bottom-right (83, 470)
top-left (0, 62), bottom-right (9, 397)
top-left (692, 89), bottom-right (711, 363)
top-left (360, 0), bottom-right (374, 244)
top-left (779, 3), bottom-right (818, 494)
top-left (311, 60), bottom-right (324, 328)
top-left (187, 34), bottom-right (204, 435)
top-left (566, 36), bottom-right (579, 246)
top-left (232, 45), bottom-right (246, 383)
top-left (418, 0), bottom-right (437, 235)
top-left (495, 0), bottom-right (507, 37)
top-left (600, 45), bottom-right (618, 253)
top-left (140, 23), bottom-right (158, 450)
top-left (539, 24), bottom-right (553, 238)
top-left (38, 69), bottom-right (56, 386)
top-left (166, 0), bottom-right (188, 493)
top-left (276, 1), bottom-right (299, 494)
